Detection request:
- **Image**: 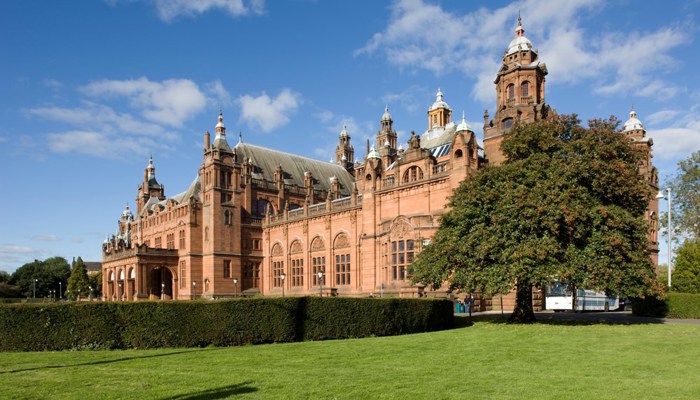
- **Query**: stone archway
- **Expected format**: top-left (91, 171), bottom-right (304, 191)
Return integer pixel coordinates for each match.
top-left (148, 267), bottom-right (174, 300)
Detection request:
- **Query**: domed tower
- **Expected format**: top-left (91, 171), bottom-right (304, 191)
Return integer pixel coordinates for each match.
top-left (483, 15), bottom-right (549, 165)
top-left (376, 106), bottom-right (398, 163)
top-left (136, 156), bottom-right (165, 214)
top-left (335, 125), bottom-right (355, 172)
top-left (427, 88), bottom-right (452, 130)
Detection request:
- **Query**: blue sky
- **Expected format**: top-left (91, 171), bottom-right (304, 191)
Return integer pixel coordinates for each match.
top-left (1, 0), bottom-right (698, 273)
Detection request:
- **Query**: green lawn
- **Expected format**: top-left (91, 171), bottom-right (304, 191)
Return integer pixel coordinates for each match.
top-left (2, 318), bottom-right (699, 399)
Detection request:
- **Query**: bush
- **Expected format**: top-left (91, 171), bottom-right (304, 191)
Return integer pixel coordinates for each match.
top-left (666, 293), bottom-right (700, 319)
top-left (0, 297), bottom-right (453, 352)
top-left (632, 292), bottom-right (700, 319)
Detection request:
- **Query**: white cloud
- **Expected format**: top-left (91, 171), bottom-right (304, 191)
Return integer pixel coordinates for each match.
top-left (357, 0), bottom-right (687, 104)
top-left (0, 245), bottom-right (35, 255)
top-left (205, 80), bottom-right (233, 108)
top-left (31, 235), bottom-right (62, 242)
top-left (647, 110), bottom-right (681, 125)
top-left (151, 0), bottom-right (265, 21)
top-left (238, 89), bottom-right (301, 132)
top-left (46, 130), bottom-right (163, 158)
top-left (81, 77), bottom-right (207, 127)
top-left (649, 127), bottom-right (700, 162)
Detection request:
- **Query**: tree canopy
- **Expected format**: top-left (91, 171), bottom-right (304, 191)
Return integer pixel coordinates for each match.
top-left (664, 150), bottom-right (700, 239)
top-left (412, 115), bottom-right (660, 322)
top-left (9, 257), bottom-right (70, 299)
top-left (672, 238), bottom-right (700, 294)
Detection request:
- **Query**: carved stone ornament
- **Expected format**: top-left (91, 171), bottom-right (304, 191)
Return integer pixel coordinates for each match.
top-left (391, 218), bottom-right (413, 239)
top-left (272, 243), bottom-right (283, 256)
top-left (290, 240), bottom-right (303, 254)
top-left (310, 236), bottom-right (325, 252)
top-left (334, 233), bottom-right (350, 249)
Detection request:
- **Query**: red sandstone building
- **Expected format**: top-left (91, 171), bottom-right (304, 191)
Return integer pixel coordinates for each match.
top-left (102, 18), bottom-right (658, 309)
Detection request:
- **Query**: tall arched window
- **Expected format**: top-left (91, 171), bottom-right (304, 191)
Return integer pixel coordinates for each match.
top-left (507, 83), bottom-right (515, 100)
top-left (521, 81), bottom-right (529, 98)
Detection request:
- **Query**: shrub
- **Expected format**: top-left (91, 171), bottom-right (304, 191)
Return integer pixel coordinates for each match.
top-left (666, 292), bottom-right (700, 319)
top-left (0, 297), bottom-right (453, 352)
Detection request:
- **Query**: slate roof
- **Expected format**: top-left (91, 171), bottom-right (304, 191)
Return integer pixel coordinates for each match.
top-left (235, 142), bottom-right (355, 196)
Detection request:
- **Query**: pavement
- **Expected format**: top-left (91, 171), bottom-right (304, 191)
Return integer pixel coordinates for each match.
top-left (458, 310), bottom-right (700, 325)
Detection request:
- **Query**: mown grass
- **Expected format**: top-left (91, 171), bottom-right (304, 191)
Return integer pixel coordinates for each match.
top-left (1, 318), bottom-right (699, 399)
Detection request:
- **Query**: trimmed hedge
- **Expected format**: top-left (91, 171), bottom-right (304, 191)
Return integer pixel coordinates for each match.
top-left (632, 292), bottom-right (700, 319)
top-left (0, 297), bottom-right (453, 352)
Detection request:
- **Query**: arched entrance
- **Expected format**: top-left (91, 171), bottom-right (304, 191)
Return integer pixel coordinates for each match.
top-left (149, 267), bottom-right (174, 300)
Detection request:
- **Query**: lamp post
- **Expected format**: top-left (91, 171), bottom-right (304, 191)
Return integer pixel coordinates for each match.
top-left (59, 282), bottom-right (62, 300)
top-left (233, 278), bottom-right (238, 298)
top-left (192, 281), bottom-right (196, 300)
top-left (161, 282), bottom-right (165, 300)
top-left (280, 272), bottom-right (286, 297)
top-left (118, 282), bottom-right (123, 301)
top-left (656, 188), bottom-right (673, 288)
top-left (33, 279), bottom-right (37, 299)
top-left (318, 270), bottom-right (324, 297)
top-left (89, 286), bottom-right (94, 301)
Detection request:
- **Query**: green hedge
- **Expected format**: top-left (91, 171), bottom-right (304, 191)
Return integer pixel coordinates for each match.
top-left (632, 292), bottom-right (700, 319)
top-left (0, 297), bottom-right (453, 352)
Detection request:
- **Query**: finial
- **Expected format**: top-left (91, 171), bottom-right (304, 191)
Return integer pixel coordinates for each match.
top-left (238, 131), bottom-right (243, 144)
top-left (518, 10), bottom-right (522, 26)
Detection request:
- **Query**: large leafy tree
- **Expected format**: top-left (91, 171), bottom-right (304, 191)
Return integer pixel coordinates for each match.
top-left (412, 115), bottom-right (660, 322)
top-left (67, 257), bottom-right (90, 300)
top-left (664, 150), bottom-right (700, 239)
top-left (89, 270), bottom-right (103, 298)
top-left (10, 257), bottom-right (71, 299)
top-left (672, 238), bottom-right (700, 293)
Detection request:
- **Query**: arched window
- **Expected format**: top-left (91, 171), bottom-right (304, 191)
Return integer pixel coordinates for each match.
top-left (454, 149), bottom-right (463, 158)
top-left (507, 84), bottom-right (515, 100)
top-left (503, 118), bottom-right (514, 130)
top-left (333, 233), bottom-right (351, 286)
top-left (253, 199), bottom-right (273, 217)
top-left (521, 81), bottom-right (529, 98)
top-left (402, 166), bottom-right (424, 183)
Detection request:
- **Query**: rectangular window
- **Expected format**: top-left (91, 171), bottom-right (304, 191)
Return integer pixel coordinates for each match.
top-left (179, 230), bottom-right (185, 249)
top-left (391, 240), bottom-right (414, 281)
top-left (312, 256), bottom-right (325, 286)
top-left (154, 237), bottom-right (162, 249)
top-left (291, 258), bottom-right (304, 287)
top-left (273, 261), bottom-right (284, 287)
top-left (223, 260), bottom-right (231, 278)
top-left (334, 254), bottom-right (350, 286)
top-left (166, 233), bottom-right (175, 249)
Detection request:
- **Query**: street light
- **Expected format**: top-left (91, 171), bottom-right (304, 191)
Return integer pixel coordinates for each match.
top-left (118, 282), bottom-right (123, 302)
top-left (89, 286), bottom-right (94, 301)
top-left (59, 282), bottom-right (62, 300)
top-left (233, 278), bottom-right (238, 298)
top-left (318, 270), bottom-right (324, 297)
top-left (161, 282), bottom-right (165, 301)
top-left (192, 281), bottom-right (196, 300)
top-left (656, 188), bottom-right (673, 288)
top-left (33, 279), bottom-right (37, 299)
top-left (280, 272), bottom-right (286, 297)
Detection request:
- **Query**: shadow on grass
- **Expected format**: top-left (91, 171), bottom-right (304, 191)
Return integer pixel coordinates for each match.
top-left (0, 348), bottom-right (221, 375)
top-left (453, 312), bottom-right (667, 327)
top-left (159, 381), bottom-right (257, 399)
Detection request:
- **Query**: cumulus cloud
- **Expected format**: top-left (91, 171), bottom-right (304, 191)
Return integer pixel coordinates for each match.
top-left (107, 0), bottom-right (265, 21)
top-left (46, 130), bottom-right (165, 158)
top-left (81, 77), bottom-right (207, 127)
top-left (238, 89), bottom-right (301, 133)
top-left (357, 0), bottom-right (688, 104)
top-left (648, 104), bottom-right (700, 162)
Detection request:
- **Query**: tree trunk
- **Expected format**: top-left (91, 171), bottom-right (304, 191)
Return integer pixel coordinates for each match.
top-left (508, 282), bottom-right (536, 323)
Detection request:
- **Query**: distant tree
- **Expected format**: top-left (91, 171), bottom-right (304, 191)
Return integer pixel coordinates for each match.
top-left (412, 115), bottom-right (661, 322)
top-left (10, 257), bottom-right (71, 298)
top-left (0, 271), bottom-right (11, 283)
top-left (0, 282), bottom-right (21, 298)
top-left (672, 238), bottom-right (700, 293)
top-left (664, 150), bottom-right (700, 239)
top-left (67, 257), bottom-right (90, 300)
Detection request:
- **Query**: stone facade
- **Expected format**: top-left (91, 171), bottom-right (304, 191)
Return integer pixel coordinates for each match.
top-left (102, 17), bottom-right (658, 309)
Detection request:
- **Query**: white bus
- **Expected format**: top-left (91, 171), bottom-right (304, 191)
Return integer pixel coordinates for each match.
top-left (545, 281), bottom-right (619, 312)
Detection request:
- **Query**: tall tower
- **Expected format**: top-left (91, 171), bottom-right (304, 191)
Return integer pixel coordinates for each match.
top-left (136, 156), bottom-right (165, 215)
top-left (623, 109), bottom-right (660, 266)
top-left (483, 15), bottom-right (548, 165)
top-left (335, 125), bottom-right (355, 172)
top-left (376, 106), bottom-right (398, 166)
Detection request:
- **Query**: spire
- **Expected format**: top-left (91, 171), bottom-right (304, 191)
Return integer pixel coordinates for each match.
top-left (147, 155), bottom-right (155, 181)
top-left (516, 12), bottom-right (524, 37)
top-left (457, 111), bottom-right (472, 132)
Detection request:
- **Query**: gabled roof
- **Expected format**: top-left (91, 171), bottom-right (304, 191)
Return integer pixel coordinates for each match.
top-left (235, 142), bottom-right (354, 196)
top-left (138, 176), bottom-right (201, 218)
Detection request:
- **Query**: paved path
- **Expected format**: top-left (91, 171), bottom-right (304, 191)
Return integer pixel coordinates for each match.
top-left (460, 310), bottom-right (700, 325)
